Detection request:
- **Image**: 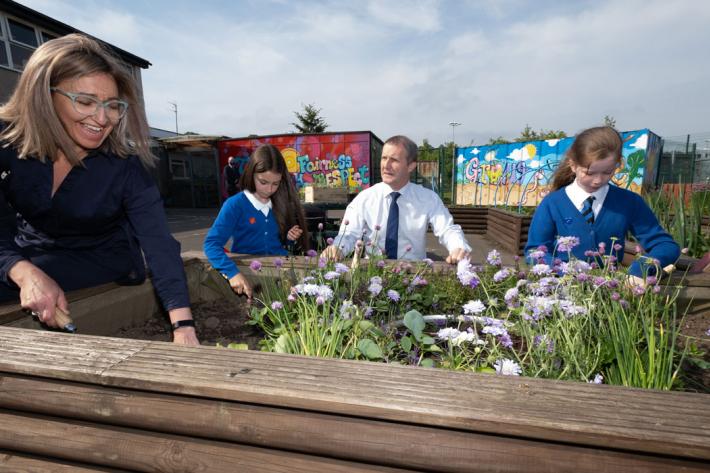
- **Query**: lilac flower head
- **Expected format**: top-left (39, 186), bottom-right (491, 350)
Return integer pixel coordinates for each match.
top-left (270, 301), bottom-right (283, 310)
top-left (437, 327), bottom-right (461, 340)
top-left (632, 284), bottom-right (646, 296)
top-left (422, 258), bottom-right (434, 267)
top-left (493, 268), bottom-right (512, 283)
top-left (334, 263), bottom-right (350, 274)
top-left (463, 299), bottom-right (486, 314)
top-left (457, 259), bottom-right (480, 288)
top-left (705, 327), bottom-right (710, 336)
top-left (530, 264), bottom-right (552, 276)
top-left (486, 249), bottom-right (502, 266)
top-left (611, 292), bottom-right (621, 301)
top-left (306, 249), bottom-right (318, 258)
top-left (250, 260), bottom-right (262, 272)
top-left (584, 250), bottom-right (594, 257)
top-left (504, 287), bottom-right (519, 308)
top-left (494, 358), bottom-right (521, 376)
top-left (528, 249), bottom-right (546, 260)
top-left (274, 258), bottom-right (284, 269)
top-left (556, 236), bottom-right (580, 253)
top-left (646, 275), bottom-right (657, 286)
top-left (324, 271), bottom-right (340, 281)
top-left (318, 257), bottom-right (327, 269)
top-left (499, 332), bottom-right (513, 349)
top-left (513, 255), bottom-right (520, 262)
top-left (316, 295), bottom-right (325, 305)
top-left (318, 222), bottom-right (324, 231)
top-left (326, 237), bottom-right (334, 245)
top-left (376, 259), bottom-right (386, 268)
top-left (387, 289), bottom-right (400, 302)
top-left (653, 285), bottom-right (661, 294)
top-left (287, 293), bottom-right (296, 303)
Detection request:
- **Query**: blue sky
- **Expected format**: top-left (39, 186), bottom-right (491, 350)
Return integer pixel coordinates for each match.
top-left (16, 0), bottom-right (710, 145)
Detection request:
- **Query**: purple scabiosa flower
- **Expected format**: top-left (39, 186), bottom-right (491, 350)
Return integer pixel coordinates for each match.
top-left (646, 275), bottom-right (658, 286)
top-left (287, 293), bottom-right (297, 303)
top-left (318, 257), bottom-right (327, 269)
top-left (619, 299), bottom-right (630, 309)
top-left (613, 243), bottom-right (622, 252)
top-left (584, 250), bottom-right (594, 258)
top-left (326, 237), bottom-right (334, 245)
top-left (355, 239), bottom-right (364, 249)
top-left (412, 276), bottom-right (428, 287)
top-left (376, 259), bottom-right (385, 268)
top-left (271, 301), bottom-right (284, 310)
top-left (593, 276), bottom-right (606, 287)
top-left (324, 271), bottom-right (340, 281)
top-left (537, 245), bottom-right (548, 253)
top-left (556, 236), bottom-right (580, 253)
top-left (527, 250), bottom-right (546, 260)
top-left (363, 306), bottom-right (373, 319)
top-left (493, 268), bottom-right (512, 283)
top-left (653, 285), bottom-right (661, 294)
top-left (437, 327), bottom-right (461, 340)
top-left (318, 222), bottom-right (324, 231)
top-left (504, 287), bottom-right (519, 308)
top-left (494, 358), bottom-right (521, 376)
top-left (530, 264), bottom-right (552, 276)
top-left (517, 271), bottom-right (527, 280)
top-left (635, 245), bottom-right (642, 254)
top-left (306, 249), bottom-right (318, 258)
top-left (705, 327), bottom-right (710, 336)
top-left (486, 249), bottom-right (502, 266)
top-left (368, 281), bottom-right (383, 296)
top-left (588, 374), bottom-right (604, 384)
top-left (463, 300), bottom-right (486, 314)
top-left (513, 255), bottom-right (520, 262)
top-left (598, 242), bottom-right (606, 251)
top-left (611, 292), bottom-right (621, 301)
top-left (576, 273), bottom-right (590, 282)
top-left (387, 289), bottom-right (400, 302)
top-left (607, 279), bottom-right (619, 289)
top-left (590, 262), bottom-right (599, 270)
top-left (316, 296), bottom-right (325, 305)
top-left (274, 258), bottom-right (284, 269)
top-left (250, 260), bottom-right (262, 272)
top-left (499, 332), bottom-right (513, 349)
top-left (334, 263), bottom-right (349, 274)
top-left (422, 258), bottom-right (434, 266)
top-left (632, 285), bottom-right (646, 296)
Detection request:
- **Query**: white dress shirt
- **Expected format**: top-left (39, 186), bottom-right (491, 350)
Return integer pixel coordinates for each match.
top-left (334, 182), bottom-right (471, 260)
top-left (244, 190), bottom-right (272, 216)
top-left (565, 180), bottom-right (609, 219)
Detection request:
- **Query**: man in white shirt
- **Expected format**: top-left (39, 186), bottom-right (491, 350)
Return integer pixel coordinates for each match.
top-left (322, 135), bottom-right (471, 264)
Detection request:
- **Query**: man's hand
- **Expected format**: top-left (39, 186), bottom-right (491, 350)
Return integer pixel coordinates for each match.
top-left (229, 273), bottom-right (253, 300)
top-left (446, 248), bottom-right (469, 265)
top-left (169, 307), bottom-right (200, 346)
top-left (321, 245), bottom-right (343, 262)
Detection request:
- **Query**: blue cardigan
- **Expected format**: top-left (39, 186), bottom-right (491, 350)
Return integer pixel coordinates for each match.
top-left (525, 185), bottom-right (680, 277)
top-left (203, 192), bottom-right (287, 278)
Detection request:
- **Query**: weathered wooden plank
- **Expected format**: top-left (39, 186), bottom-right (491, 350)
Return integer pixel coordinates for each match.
top-left (1, 374), bottom-right (707, 473)
top-left (1, 327), bottom-right (709, 462)
top-left (0, 409), bottom-right (413, 473)
top-left (0, 449), bottom-right (128, 472)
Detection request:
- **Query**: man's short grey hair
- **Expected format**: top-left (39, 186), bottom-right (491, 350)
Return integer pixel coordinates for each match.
top-left (384, 135), bottom-right (418, 163)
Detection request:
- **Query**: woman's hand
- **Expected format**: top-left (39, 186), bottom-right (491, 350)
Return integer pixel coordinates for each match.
top-left (287, 225), bottom-right (303, 242)
top-left (9, 260), bottom-right (68, 328)
top-left (169, 307), bottom-right (200, 346)
top-left (229, 273), bottom-right (253, 301)
top-left (320, 245), bottom-right (343, 261)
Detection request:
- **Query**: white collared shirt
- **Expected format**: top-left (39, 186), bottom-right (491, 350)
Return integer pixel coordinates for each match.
top-left (335, 181), bottom-right (471, 260)
top-left (565, 180), bottom-right (609, 219)
top-left (244, 190), bottom-right (272, 216)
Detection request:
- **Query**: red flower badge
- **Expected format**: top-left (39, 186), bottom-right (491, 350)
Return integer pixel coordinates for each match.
top-left (249, 217), bottom-right (256, 224)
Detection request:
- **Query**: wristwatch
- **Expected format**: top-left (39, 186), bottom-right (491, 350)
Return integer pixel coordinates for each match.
top-left (171, 319), bottom-right (196, 331)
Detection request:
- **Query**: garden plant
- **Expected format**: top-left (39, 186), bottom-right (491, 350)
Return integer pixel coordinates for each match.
top-left (244, 225), bottom-right (697, 391)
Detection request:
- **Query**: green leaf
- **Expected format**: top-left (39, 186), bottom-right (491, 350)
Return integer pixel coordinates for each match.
top-left (358, 339), bottom-right (384, 360)
top-left (274, 334), bottom-right (289, 353)
top-left (227, 343), bottom-right (249, 350)
top-left (688, 357), bottom-right (710, 370)
top-left (478, 367), bottom-right (496, 374)
top-left (421, 336), bottom-right (436, 345)
top-left (400, 335), bottom-right (412, 352)
top-left (420, 358), bottom-right (435, 368)
top-left (403, 310), bottom-right (425, 341)
top-left (358, 320), bottom-right (375, 331)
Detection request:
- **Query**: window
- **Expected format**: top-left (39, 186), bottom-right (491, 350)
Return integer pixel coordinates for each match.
top-left (0, 15), bottom-right (47, 71)
top-left (169, 157), bottom-right (190, 180)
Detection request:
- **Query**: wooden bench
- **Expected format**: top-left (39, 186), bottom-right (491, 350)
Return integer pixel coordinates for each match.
top-left (0, 326), bottom-right (709, 472)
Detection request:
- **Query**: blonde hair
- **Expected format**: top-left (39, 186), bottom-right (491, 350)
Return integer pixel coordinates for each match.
top-left (0, 34), bottom-right (154, 167)
top-left (550, 126), bottom-right (622, 191)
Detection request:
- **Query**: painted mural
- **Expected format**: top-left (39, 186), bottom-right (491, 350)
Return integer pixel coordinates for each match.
top-left (218, 133), bottom-right (375, 199)
top-left (455, 129), bottom-right (661, 207)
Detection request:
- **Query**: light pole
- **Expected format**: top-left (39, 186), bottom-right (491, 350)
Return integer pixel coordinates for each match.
top-left (449, 121), bottom-right (461, 204)
top-left (169, 101), bottom-right (179, 135)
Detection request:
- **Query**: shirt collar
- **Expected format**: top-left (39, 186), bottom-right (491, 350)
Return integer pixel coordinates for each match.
top-left (566, 180), bottom-right (609, 209)
top-left (244, 190), bottom-right (272, 214)
top-left (383, 181), bottom-right (411, 198)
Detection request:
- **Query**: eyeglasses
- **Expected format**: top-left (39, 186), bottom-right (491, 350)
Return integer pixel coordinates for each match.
top-left (50, 87), bottom-right (128, 122)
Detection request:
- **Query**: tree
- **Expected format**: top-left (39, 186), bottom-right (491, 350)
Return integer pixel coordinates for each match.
top-left (487, 136), bottom-right (510, 145)
top-left (291, 103), bottom-right (329, 133)
top-left (604, 115), bottom-right (616, 128)
top-left (514, 124), bottom-right (567, 142)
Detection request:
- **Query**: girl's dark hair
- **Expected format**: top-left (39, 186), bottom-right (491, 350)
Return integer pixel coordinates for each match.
top-left (240, 144), bottom-right (309, 250)
top-left (550, 126), bottom-right (623, 191)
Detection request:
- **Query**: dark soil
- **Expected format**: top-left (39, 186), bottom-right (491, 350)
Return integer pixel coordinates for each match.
top-left (113, 297), bottom-right (263, 350)
top-left (678, 304), bottom-right (710, 393)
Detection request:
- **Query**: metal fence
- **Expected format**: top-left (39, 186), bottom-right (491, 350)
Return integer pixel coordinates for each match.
top-left (659, 132), bottom-right (710, 185)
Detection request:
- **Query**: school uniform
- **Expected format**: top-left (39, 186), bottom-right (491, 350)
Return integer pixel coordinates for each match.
top-left (525, 182), bottom-right (680, 277)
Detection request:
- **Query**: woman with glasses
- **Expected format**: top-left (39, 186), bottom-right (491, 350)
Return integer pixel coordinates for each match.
top-left (0, 34), bottom-right (198, 345)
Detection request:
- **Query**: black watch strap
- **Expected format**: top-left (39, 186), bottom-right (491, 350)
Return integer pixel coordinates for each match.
top-left (171, 319), bottom-right (196, 331)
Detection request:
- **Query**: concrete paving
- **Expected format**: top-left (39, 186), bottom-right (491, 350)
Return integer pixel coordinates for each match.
top-left (166, 207), bottom-right (519, 266)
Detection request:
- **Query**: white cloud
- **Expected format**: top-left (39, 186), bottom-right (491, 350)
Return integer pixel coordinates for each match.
top-left (367, 0), bottom-right (442, 32)
top-left (630, 134), bottom-right (648, 149)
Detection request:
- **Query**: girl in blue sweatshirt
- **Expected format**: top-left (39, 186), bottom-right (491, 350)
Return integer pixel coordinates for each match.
top-left (524, 126), bottom-right (679, 278)
top-left (204, 144), bottom-right (308, 299)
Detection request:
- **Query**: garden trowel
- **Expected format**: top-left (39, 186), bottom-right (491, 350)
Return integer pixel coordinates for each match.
top-left (26, 306), bottom-right (76, 333)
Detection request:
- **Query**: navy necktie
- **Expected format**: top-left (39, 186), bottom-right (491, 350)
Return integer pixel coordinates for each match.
top-left (385, 192), bottom-right (400, 259)
top-left (581, 196), bottom-right (595, 224)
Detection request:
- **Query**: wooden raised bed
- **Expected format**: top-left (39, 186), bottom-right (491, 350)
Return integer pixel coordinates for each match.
top-left (485, 208), bottom-right (532, 255)
top-left (447, 206), bottom-right (488, 234)
top-left (1, 254), bottom-right (710, 472)
top-left (1, 327), bottom-right (710, 472)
